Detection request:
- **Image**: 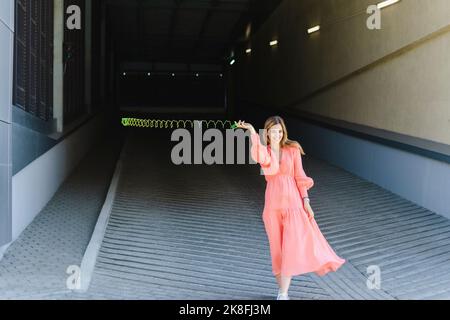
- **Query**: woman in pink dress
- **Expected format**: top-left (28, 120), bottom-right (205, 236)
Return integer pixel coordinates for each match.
top-left (236, 116), bottom-right (345, 300)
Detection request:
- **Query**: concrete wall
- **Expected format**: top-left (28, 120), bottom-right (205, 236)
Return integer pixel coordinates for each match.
top-left (1, 0), bottom-right (106, 259)
top-left (233, 0), bottom-right (450, 219)
top-left (12, 106), bottom-right (59, 175)
top-left (235, 0), bottom-right (450, 145)
top-left (11, 112), bottom-right (107, 242)
top-left (0, 0), bottom-right (14, 248)
top-left (12, 0), bottom-right (95, 175)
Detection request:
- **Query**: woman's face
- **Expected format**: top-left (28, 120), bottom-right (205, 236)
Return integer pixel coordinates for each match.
top-left (268, 124), bottom-right (283, 145)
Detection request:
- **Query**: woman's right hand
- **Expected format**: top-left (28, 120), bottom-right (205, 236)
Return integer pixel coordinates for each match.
top-left (304, 200), bottom-right (315, 220)
top-left (236, 120), bottom-right (257, 135)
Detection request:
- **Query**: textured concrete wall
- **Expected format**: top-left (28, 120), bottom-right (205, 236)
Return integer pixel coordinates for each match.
top-left (0, 0), bottom-right (14, 247)
top-left (235, 0), bottom-right (450, 145)
top-left (12, 112), bottom-right (107, 241)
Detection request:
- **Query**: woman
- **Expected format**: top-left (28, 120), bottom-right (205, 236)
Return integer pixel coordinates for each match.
top-left (236, 116), bottom-right (345, 300)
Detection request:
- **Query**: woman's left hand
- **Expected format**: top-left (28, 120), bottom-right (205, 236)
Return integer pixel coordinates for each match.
top-left (304, 200), bottom-right (315, 220)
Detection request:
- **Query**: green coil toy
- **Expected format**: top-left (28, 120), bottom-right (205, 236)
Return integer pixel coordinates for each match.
top-left (121, 118), bottom-right (239, 130)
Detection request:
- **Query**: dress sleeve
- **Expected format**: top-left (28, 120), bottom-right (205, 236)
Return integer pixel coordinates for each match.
top-left (293, 147), bottom-right (314, 198)
top-left (250, 132), bottom-right (271, 167)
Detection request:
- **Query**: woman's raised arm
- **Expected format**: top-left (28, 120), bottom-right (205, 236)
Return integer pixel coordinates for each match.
top-left (250, 132), bottom-right (271, 167)
top-left (236, 120), bottom-right (273, 168)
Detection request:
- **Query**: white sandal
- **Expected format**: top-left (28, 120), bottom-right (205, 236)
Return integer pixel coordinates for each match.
top-left (277, 291), bottom-right (290, 300)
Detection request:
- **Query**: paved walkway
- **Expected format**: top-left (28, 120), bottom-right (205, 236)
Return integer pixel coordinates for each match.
top-left (0, 130), bottom-right (125, 299)
top-left (2, 127), bottom-right (450, 299)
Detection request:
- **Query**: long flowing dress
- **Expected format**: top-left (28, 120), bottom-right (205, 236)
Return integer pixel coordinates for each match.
top-left (250, 132), bottom-right (346, 277)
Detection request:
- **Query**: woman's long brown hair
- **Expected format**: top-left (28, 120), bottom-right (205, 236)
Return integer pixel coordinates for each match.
top-left (262, 116), bottom-right (306, 156)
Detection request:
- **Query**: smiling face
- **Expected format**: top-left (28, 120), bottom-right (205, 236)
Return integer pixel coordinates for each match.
top-left (268, 124), bottom-right (283, 146)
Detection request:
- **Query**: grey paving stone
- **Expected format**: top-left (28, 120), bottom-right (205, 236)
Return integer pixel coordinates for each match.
top-left (0, 130), bottom-right (125, 299)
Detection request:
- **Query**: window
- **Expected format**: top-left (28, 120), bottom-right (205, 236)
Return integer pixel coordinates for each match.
top-left (13, 0), bottom-right (54, 121)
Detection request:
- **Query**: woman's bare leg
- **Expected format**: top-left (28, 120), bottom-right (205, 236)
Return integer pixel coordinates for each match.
top-left (275, 274), bottom-right (282, 288)
top-left (279, 275), bottom-right (292, 294)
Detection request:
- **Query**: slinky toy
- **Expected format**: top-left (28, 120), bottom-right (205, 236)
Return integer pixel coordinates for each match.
top-left (121, 118), bottom-right (239, 129)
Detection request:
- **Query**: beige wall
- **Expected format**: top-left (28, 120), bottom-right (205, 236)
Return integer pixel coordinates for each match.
top-left (235, 0), bottom-right (450, 145)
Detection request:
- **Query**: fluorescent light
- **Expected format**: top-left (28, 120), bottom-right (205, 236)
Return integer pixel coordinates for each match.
top-left (377, 0), bottom-right (400, 9)
top-left (230, 59), bottom-right (235, 65)
top-left (245, 23), bottom-right (252, 39)
top-left (269, 40), bottom-right (278, 46)
top-left (307, 25), bottom-right (320, 34)
top-left (246, 48), bottom-right (252, 54)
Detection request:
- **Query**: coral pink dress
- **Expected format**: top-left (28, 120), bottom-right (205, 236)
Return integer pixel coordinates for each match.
top-left (250, 132), bottom-right (346, 277)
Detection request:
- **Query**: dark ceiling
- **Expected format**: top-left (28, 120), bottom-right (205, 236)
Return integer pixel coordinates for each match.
top-left (105, 0), bottom-right (283, 64)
